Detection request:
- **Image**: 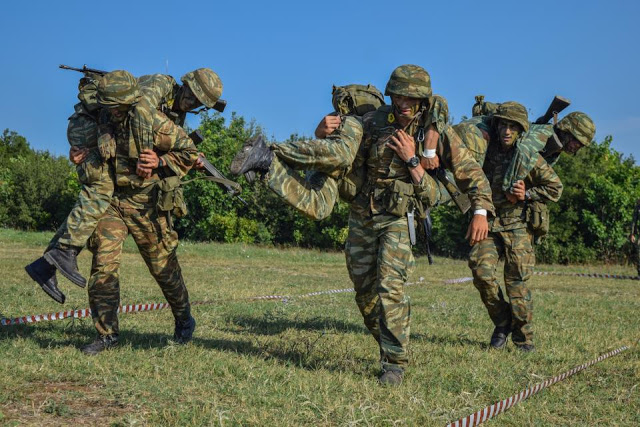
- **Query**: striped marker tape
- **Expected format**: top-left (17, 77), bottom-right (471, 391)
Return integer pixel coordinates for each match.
top-left (444, 271), bottom-right (640, 285)
top-left (446, 343), bottom-right (633, 426)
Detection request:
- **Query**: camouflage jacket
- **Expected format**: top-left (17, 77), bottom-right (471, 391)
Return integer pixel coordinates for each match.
top-left (101, 97), bottom-right (197, 207)
top-left (67, 102), bottom-right (99, 150)
top-left (349, 95), bottom-right (486, 217)
top-left (137, 74), bottom-right (185, 127)
top-left (483, 141), bottom-right (563, 232)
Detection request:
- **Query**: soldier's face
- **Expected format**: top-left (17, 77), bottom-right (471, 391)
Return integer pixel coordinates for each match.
top-left (497, 119), bottom-right (522, 148)
top-left (391, 95), bottom-right (421, 120)
top-left (109, 104), bottom-right (130, 122)
top-left (178, 84), bottom-right (203, 112)
top-left (562, 134), bottom-right (584, 155)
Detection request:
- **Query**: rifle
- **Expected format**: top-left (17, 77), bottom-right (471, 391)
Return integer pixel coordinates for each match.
top-left (534, 95), bottom-right (571, 125)
top-left (188, 130), bottom-right (247, 205)
top-left (59, 64), bottom-right (108, 76)
top-left (423, 209), bottom-right (434, 265)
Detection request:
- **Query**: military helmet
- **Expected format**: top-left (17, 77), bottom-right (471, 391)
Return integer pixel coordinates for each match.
top-left (96, 70), bottom-right (140, 107)
top-left (493, 101), bottom-right (529, 133)
top-left (181, 68), bottom-right (223, 109)
top-left (384, 65), bottom-right (432, 99)
top-left (77, 78), bottom-right (100, 114)
top-left (556, 111), bottom-right (595, 146)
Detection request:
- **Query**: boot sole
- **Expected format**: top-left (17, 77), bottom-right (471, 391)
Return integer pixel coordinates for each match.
top-left (44, 252), bottom-right (87, 288)
top-left (229, 143), bottom-right (255, 175)
top-left (25, 264), bottom-right (65, 304)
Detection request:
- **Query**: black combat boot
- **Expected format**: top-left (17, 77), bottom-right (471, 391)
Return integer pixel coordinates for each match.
top-left (489, 326), bottom-right (511, 349)
top-left (25, 257), bottom-right (65, 304)
top-left (174, 315), bottom-right (196, 344)
top-left (229, 135), bottom-right (273, 178)
top-left (44, 245), bottom-right (87, 288)
top-left (378, 367), bottom-right (404, 386)
top-left (81, 334), bottom-right (119, 355)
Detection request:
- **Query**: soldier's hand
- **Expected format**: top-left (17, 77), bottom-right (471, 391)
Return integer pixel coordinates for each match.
top-left (136, 163), bottom-right (153, 179)
top-left (314, 115), bottom-right (341, 138)
top-left (387, 130), bottom-right (415, 161)
top-left (510, 180), bottom-right (526, 201)
top-left (631, 234), bottom-right (636, 244)
top-left (505, 192), bottom-right (518, 204)
top-left (69, 146), bottom-right (89, 165)
top-left (138, 149), bottom-right (160, 169)
top-left (420, 156), bottom-right (440, 170)
top-left (194, 153), bottom-right (206, 170)
top-left (465, 214), bottom-right (489, 245)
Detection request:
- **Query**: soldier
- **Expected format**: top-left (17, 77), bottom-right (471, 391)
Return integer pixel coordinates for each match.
top-left (81, 70), bottom-right (198, 355)
top-left (25, 73), bottom-right (114, 303)
top-left (629, 198), bottom-right (640, 277)
top-left (468, 102), bottom-right (563, 353)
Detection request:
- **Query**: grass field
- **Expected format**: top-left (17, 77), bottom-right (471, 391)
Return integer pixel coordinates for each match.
top-left (0, 228), bottom-right (638, 426)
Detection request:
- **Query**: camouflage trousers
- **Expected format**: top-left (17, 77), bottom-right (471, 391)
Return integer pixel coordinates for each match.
top-left (345, 211), bottom-right (414, 370)
top-left (87, 198), bottom-right (190, 336)
top-left (633, 242), bottom-right (640, 276)
top-left (468, 226), bottom-right (535, 345)
top-left (266, 119), bottom-right (361, 220)
top-left (48, 151), bottom-right (114, 250)
top-left (267, 158), bottom-right (338, 220)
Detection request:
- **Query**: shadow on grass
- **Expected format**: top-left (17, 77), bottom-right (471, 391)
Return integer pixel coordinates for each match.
top-left (412, 332), bottom-right (487, 349)
top-left (228, 314), bottom-right (366, 336)
top-left (0, 316), bottom-right (374, 374)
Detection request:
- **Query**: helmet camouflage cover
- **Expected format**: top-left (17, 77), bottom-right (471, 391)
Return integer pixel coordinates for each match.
top-left (493, 101), bottom-right (530, 133)
top-left (96, 70), bottom-right (140, 107)
top-left (77, 76), bottom-right (100, 114)
top-left (556, 111), bottom-right (595, 146)
top-left (384, 64), bottom-right (432, 99)
top-left (181, 68), bottom-right (223, 109)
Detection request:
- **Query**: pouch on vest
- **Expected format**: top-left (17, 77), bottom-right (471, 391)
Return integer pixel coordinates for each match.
top-left (156, 176), bottom-right (188, 218)
top-left (526, 200), bottom-right (549, 244)
top-left (385, 180), bottom-right (416, 217)
top-left (338, 165), bottom-right (365, 202)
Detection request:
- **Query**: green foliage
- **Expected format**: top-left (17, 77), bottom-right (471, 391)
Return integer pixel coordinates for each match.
top-left (0, 129), bottom-right (78, 230)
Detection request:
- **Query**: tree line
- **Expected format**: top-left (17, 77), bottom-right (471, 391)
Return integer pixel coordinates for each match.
top-left (1, 112), bottom-right (638, 265)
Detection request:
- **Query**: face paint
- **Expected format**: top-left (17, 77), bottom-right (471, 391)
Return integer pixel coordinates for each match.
top-left (497, 120), bottom-right (521, 149)
top-left (178, 84), bottom-right (203, 112)
top-left (391, 95), bottom-right (422, 121)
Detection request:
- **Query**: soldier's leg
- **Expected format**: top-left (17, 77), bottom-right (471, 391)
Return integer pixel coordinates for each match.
top-left (54, 155), bottom-right (114, 249)
top-left (469, 233), bottom-right (512, 328)
top-left (502, 228), bottom-right (535, 346)
top-left (345, 213), bottom-right (380, 343)
top-left (635, 242), bottom-right (640, 276)
top-left (87, 204), bottom-right (127, 336)
top-left (266, 157), bottom-right (338, 220)
top-left (124, 208), bottom-right (191, 323)
top-left (270, 116), bottom-right (362, 174)
top-left (376, 215), bottom-right (414, 371)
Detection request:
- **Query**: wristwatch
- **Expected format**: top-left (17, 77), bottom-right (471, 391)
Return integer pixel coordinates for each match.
top-left (406, 155), bottom-right (420, 169)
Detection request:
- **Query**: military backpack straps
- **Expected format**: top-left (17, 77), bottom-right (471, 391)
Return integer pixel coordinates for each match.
top-left (332, 84), bottom-right (385, 117)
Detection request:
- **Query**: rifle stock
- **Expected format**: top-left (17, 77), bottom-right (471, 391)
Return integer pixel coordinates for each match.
top-left (534, 95), bottom-right (571, 125)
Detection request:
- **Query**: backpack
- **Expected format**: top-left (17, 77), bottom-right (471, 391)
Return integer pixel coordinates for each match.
top-left (332, 84), bottom-right (385, 117)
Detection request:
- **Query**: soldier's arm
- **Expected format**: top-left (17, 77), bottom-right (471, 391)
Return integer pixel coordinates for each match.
top-left (152, 111), bottom-right (198, 178)
top-left (526, 156), bottom-right (563, 203)
top-left (442, 125), bottom-right (495, 214)
top-left (138, 74), bottom-right (178, 109)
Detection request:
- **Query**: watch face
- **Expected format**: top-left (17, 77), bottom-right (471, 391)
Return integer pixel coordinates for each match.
top-left (407, 156), bottom-right (419, 168)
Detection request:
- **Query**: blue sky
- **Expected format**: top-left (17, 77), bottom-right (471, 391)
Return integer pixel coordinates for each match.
top-left (2, 0), bottom-right (638, 161)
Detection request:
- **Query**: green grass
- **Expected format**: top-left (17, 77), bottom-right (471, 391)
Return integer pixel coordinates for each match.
top-left (0, 228), bottom-right (638, 426)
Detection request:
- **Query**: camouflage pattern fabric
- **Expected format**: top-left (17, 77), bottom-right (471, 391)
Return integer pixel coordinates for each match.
top-left (47, 102), bottom-right (114, 250)
top-left (137, 74), bottom-right (185, 126)
top-left (556, 112), bottom-right (595, 146)
top-left (493, 102), bottom-right (530, 133)
top-left (469, 138), bottom-right (563, 346)
top-left (265, 116), bottom-right (363, 220)
top-left (96, 70), bottom-right (140, 106)
top-left (345, 212), bottom-right (413, 369)
top-left (87, 203), bottom-right (190, 335)
top-left (181, 68), bottom-right (223, 109)
top-left (384, 64), bottom-right (432, 98)
top-left (86, 101), bottom-right (197, 335)
top-left (468, 226), bottom-right (534, 345)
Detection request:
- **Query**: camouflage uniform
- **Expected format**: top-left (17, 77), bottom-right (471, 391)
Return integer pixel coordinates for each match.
top-left (47, 78), bottom-right (115, 251)
top-left (468, 102), bottom-right (563, 347)
top-left (265, 115), bottom-right (363, 220)
top-left (88, 71), bottom-right (198, 337)
top-left (345, 65), bottom-right (493, 373)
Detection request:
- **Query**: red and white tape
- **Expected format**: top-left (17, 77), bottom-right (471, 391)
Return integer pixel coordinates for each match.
top-left (446, 344), bottom-right (633, 426)
top-left (444, 270), bottom-right (640, 285)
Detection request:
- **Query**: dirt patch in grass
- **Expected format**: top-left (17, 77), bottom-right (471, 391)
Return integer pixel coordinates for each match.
top-left (1, 381), bottom-right (144, 425)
